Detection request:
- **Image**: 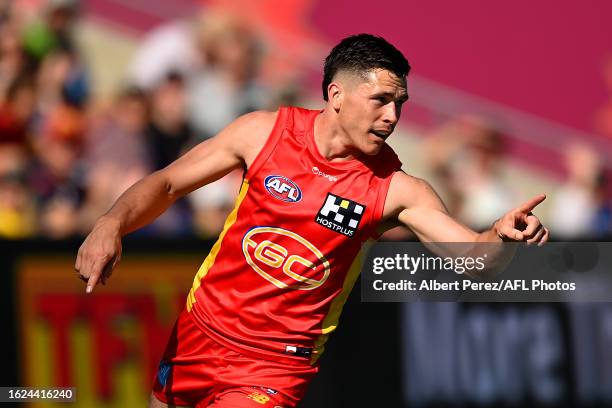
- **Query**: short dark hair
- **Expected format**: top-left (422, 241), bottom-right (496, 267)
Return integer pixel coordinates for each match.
top-left (322, 34), bottom-right (410, 101)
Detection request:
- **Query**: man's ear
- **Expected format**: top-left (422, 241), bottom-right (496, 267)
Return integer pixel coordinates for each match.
top-left (327, 82), bottom-right (343, 111)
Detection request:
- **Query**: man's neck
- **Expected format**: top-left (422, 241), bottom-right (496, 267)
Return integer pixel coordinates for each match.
top-left (313, 107), bottom-right (361, 162)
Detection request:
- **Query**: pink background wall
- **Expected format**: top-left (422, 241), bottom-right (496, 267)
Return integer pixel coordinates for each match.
top-left (311, 0), bottom-right (611, 136)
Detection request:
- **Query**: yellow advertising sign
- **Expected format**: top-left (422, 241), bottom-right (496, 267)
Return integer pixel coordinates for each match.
top-left (17, 254), bottom-right (200, 407)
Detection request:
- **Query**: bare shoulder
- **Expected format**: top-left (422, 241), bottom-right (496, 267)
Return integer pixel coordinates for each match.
top-left (226, 110), bottom-right (278, 167)
top-left (231, 110), bottom-right (278, 133)
top-left (383, 171), bottom-right (446, 219)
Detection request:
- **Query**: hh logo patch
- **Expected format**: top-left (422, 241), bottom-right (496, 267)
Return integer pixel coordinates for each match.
top-left (315, 193), bottom-right (365, 237)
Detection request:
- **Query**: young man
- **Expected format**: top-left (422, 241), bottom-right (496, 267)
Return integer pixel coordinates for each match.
top-left (75, 34), bottom-right (548, 407)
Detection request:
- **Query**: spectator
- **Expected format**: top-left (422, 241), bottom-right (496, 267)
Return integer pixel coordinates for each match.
top-left (187, 12), bottom-right (268, 139)
top-left (549, 142), bottom-right (603, 238)
top-left (424, 115), bottom-right (516, 230)
top-left (0, 172), bottom-right (36, 238)
top-left (0, 75), bottom-right (36, 148)
top-left (592, 171), bottom-right (612, 237)
top-left (35, 45), bottom-right (88, 122)
top-left (0, 76), bottom-right (36, 187)
top-left (22, 0), bottom-right (79, 61)
top-left (29, 100), bottom-right (86, 238)
top-left (0, 77), bottom-right (37, 239)
top-left (79, 86), bottom-right (151, 232)
top-left (0, 19), bottom-right (33, 103)
top-left (126, 15), bottom-right (205, 91)
top-left (146, 72), bottom-right (193, 170)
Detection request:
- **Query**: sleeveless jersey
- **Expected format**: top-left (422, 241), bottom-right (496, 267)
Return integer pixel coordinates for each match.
top-left (186, 106), bottom-right (402, 365)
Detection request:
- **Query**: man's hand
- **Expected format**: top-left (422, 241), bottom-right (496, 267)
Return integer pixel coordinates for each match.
top-left (75, 217), bottom-right (123, 293)
top-left (493, 194), bottom-right (549, 245)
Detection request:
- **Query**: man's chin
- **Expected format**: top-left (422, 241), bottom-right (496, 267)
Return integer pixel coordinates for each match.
top-left (363, 142), bottom-right (384, 156)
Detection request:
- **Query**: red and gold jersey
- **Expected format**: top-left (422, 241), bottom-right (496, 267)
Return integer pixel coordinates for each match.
top-left (186, 106), bottom-right (402, 365)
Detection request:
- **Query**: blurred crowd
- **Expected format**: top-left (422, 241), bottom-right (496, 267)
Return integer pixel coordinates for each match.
top-left (1, 0), bottom-right (610, 240)
top-left (422, 115), bottom-right (612, 239)
top-left (0, 0), bottom-right (296, 239)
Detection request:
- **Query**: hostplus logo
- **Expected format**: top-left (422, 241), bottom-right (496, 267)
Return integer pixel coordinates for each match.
top-left (315, 193), bottom-right (365, 237)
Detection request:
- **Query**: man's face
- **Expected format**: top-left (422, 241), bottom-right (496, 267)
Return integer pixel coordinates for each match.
top-left (334, 69), bottom-right (408, 155)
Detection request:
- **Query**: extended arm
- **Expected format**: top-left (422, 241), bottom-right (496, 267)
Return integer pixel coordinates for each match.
top-left (75, 111), bottom-right (277, 293)
top-left (382, 171), bottom-right (549, 277)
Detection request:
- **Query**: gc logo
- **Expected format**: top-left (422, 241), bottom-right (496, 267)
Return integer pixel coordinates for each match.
top-left (242, 227), bottom-right (330, 290)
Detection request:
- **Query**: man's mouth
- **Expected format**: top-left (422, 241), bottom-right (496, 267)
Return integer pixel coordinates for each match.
top-left (370, 130), bottom-right (391, 139)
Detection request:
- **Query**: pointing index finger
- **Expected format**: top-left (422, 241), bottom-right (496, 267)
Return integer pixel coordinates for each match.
top-left (86, 274), bottom-right (98, 293)
top-left (85, 257), bottom-right (107, 294)
top-left (517, 194), bottom-right (546, 213)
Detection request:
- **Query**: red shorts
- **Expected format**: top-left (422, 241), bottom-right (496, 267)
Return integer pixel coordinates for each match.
top-left (152, 308), bottom-right (318, 407)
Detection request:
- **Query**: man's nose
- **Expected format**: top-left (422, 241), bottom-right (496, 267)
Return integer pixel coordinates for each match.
top-left (382, 102), bottom-right (399, 125)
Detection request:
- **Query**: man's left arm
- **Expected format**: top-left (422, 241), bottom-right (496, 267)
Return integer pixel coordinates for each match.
top-left (382, 171), bottom-right (549, 245)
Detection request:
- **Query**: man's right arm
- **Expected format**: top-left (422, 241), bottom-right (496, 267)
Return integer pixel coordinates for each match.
top-left (75, 110), bottom-right (277, 293)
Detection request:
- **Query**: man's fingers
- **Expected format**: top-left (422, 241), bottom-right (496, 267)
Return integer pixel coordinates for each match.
top-left (499, 223), bottom-right (524, 241)
top-left (86, 273), bottom-right (100, 293)
top-left (75, 250), bottom-right (82, 273)
top-left (100, 258), bottom-right (116, 285)
top-left (111, 253), bottom-right (121, 270)
top-left (526, 226), bottom-right (545, 245)
top-left (522, 215), bottom-right (542, 237)
top-left (517, 194), bottom-right (546, 214)
top-left (85, 257), bottom-right (109, 293)
top-left (537, 228), bottom-right (550, 247)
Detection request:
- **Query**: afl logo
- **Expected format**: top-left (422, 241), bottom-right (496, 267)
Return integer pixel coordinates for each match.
top-left (264, 175), bottom-right (302, 202)
top-left (242, 227), bottom-right (330, 290)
